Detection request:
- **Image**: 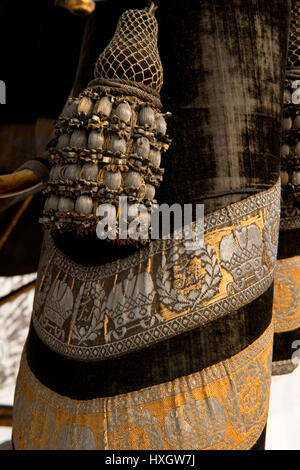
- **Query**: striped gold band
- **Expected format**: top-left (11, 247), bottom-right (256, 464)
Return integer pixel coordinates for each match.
top-left (13, 323), bottom-right (273, 450)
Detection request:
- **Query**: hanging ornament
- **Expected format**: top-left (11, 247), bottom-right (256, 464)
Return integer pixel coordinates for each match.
top-left (41, 5), bottom-right (171, 243)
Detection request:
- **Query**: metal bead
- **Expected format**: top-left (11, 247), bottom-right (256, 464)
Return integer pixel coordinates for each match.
top-left (49, 166), bottom-right (56, 181)
top-left (156, 115), bottom-right (167, 135)
top-left (61, 99), bottom-right (78, 119)
top-left (294, 115), bottom-right (300, 130)
top-left (56, 134), bottom-right (70, 149)
top-left (296, 142), bottom-right (300, 156)
top-left (281, 144), bottom-right (290, 156)
top-left (139, 106), bottom-right (155, 127)
top-left (110, 136), bottom-right (126, 154)
top-left (292, 87), bottom-right (300, 105)
top-left (134, 137), bottom-right (150, 158)
top-left (44, 195), bottom-right (59, 212)
top-left (81, 163), bottom-right (99, 181)
top-left (125, 171), bottom-right (141, 189)
top-left (49, 164), bottom-right (64, 181)
top-left (58, 197), bottom-right (74, 213)
top-left (104, 170), bottom-right (121, 190)
top-left (280, 171), bottom-right (289, 186)
top-left (115, 102), bottom-right (132, 123)
top-left (75, 196), bottom-right (94, 215)
top-left (149, 149), bottom-right (161, 167)
top-left (282, 117), bottom-right (292, 131)
top-left (64, 164), bottom-right (81, 181)
top-left (292, 171), bottom-right (300, 185)
top-left (70, 129), bottom-right (87, 148)
top-left (77, 97), bottom-right (93, 117)
top-left (91, 114), bottom-right (101, 124)
top-left (283, 89), bottom-right (292, 105)
top-left (88, 130), bottom-right (104, 149)
top-left (145, 184), bottom-right (155, 200)
top-left (94, 96), bottom-right (112, 117)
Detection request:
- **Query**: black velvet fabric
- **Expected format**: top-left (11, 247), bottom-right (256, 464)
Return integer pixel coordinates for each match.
top-left (250, 426), bottom-right (267, 450)
top-left (273, 327), bottom-right (300, 362)
top-left (74, 0), bottom-right (289, 211)
top-left (277, 229), bottom-right (300, 259)
top-left (157, 0), bottom-right (289, 212)
top-left (27, 285), bottom-right (273, 399)
top-left (74, 1), bottom-right (289, 215)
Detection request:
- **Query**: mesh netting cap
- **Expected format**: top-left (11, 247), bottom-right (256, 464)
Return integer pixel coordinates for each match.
top-left (287, 1), bottom-right (300, 69)
top-left (94, 9), bottom-right (163, 95)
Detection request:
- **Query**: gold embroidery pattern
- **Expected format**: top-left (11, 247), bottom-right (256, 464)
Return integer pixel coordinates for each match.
top-left (272, 256), bottom-right (300, 333)
top-left (32, 181), bottom-right (280, 360)
top-left (13, 324), bottom-right (273, 450)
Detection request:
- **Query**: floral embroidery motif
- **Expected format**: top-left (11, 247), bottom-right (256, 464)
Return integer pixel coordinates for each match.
top-left (12, 324), bottom-right (273, 450)
top-left (226, 352), bottom-right (272, 433)
top-left (21, 398), bottom-right (57, 450)
top-left (106, 407), bottom-right (164, 450)
top-left (164, 397), bottom-right (228, 450)
top-left (157, 244), bottom-right (221, 314)
top-left (56, 424), bottom-right (97, 450)
top-left (32, 181), bottom-right (280, 360)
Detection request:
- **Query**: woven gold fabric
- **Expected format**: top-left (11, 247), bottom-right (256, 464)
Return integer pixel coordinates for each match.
top-left (273, 256), bottom-right (300, 333)
top-left (13, 324), bottom-right (273, 450)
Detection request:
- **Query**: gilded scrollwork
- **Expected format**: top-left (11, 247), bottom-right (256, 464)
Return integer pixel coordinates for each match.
top-left (157, 243), bottom-right (221, 314)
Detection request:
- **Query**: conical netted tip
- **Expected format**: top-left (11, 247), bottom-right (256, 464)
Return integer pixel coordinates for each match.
top-left (94, 9), bottom-right (163, 95)
top-left (287, 1), bottom-right (300, 69)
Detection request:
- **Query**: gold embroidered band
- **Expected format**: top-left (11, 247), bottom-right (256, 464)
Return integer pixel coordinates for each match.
top-left (272, 256), bottom-right (300, 333)
top-left (32, 181), bottom-right (280, 360)
top-left (13, 323), bottom-right (273, 450)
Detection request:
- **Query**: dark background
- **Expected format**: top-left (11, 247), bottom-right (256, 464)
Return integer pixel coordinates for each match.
top-left (0, 0), bottom-right (154, 125)
top-left (0, 0), bottom-right (86, 124)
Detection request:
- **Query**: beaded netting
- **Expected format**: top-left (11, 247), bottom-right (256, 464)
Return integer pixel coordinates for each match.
top-left (94, 9), bottom-right (163, 97)
top-left (41, 8), bottom-right (171, 241)
top-left (287, 0), bottom-right (300, 70)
